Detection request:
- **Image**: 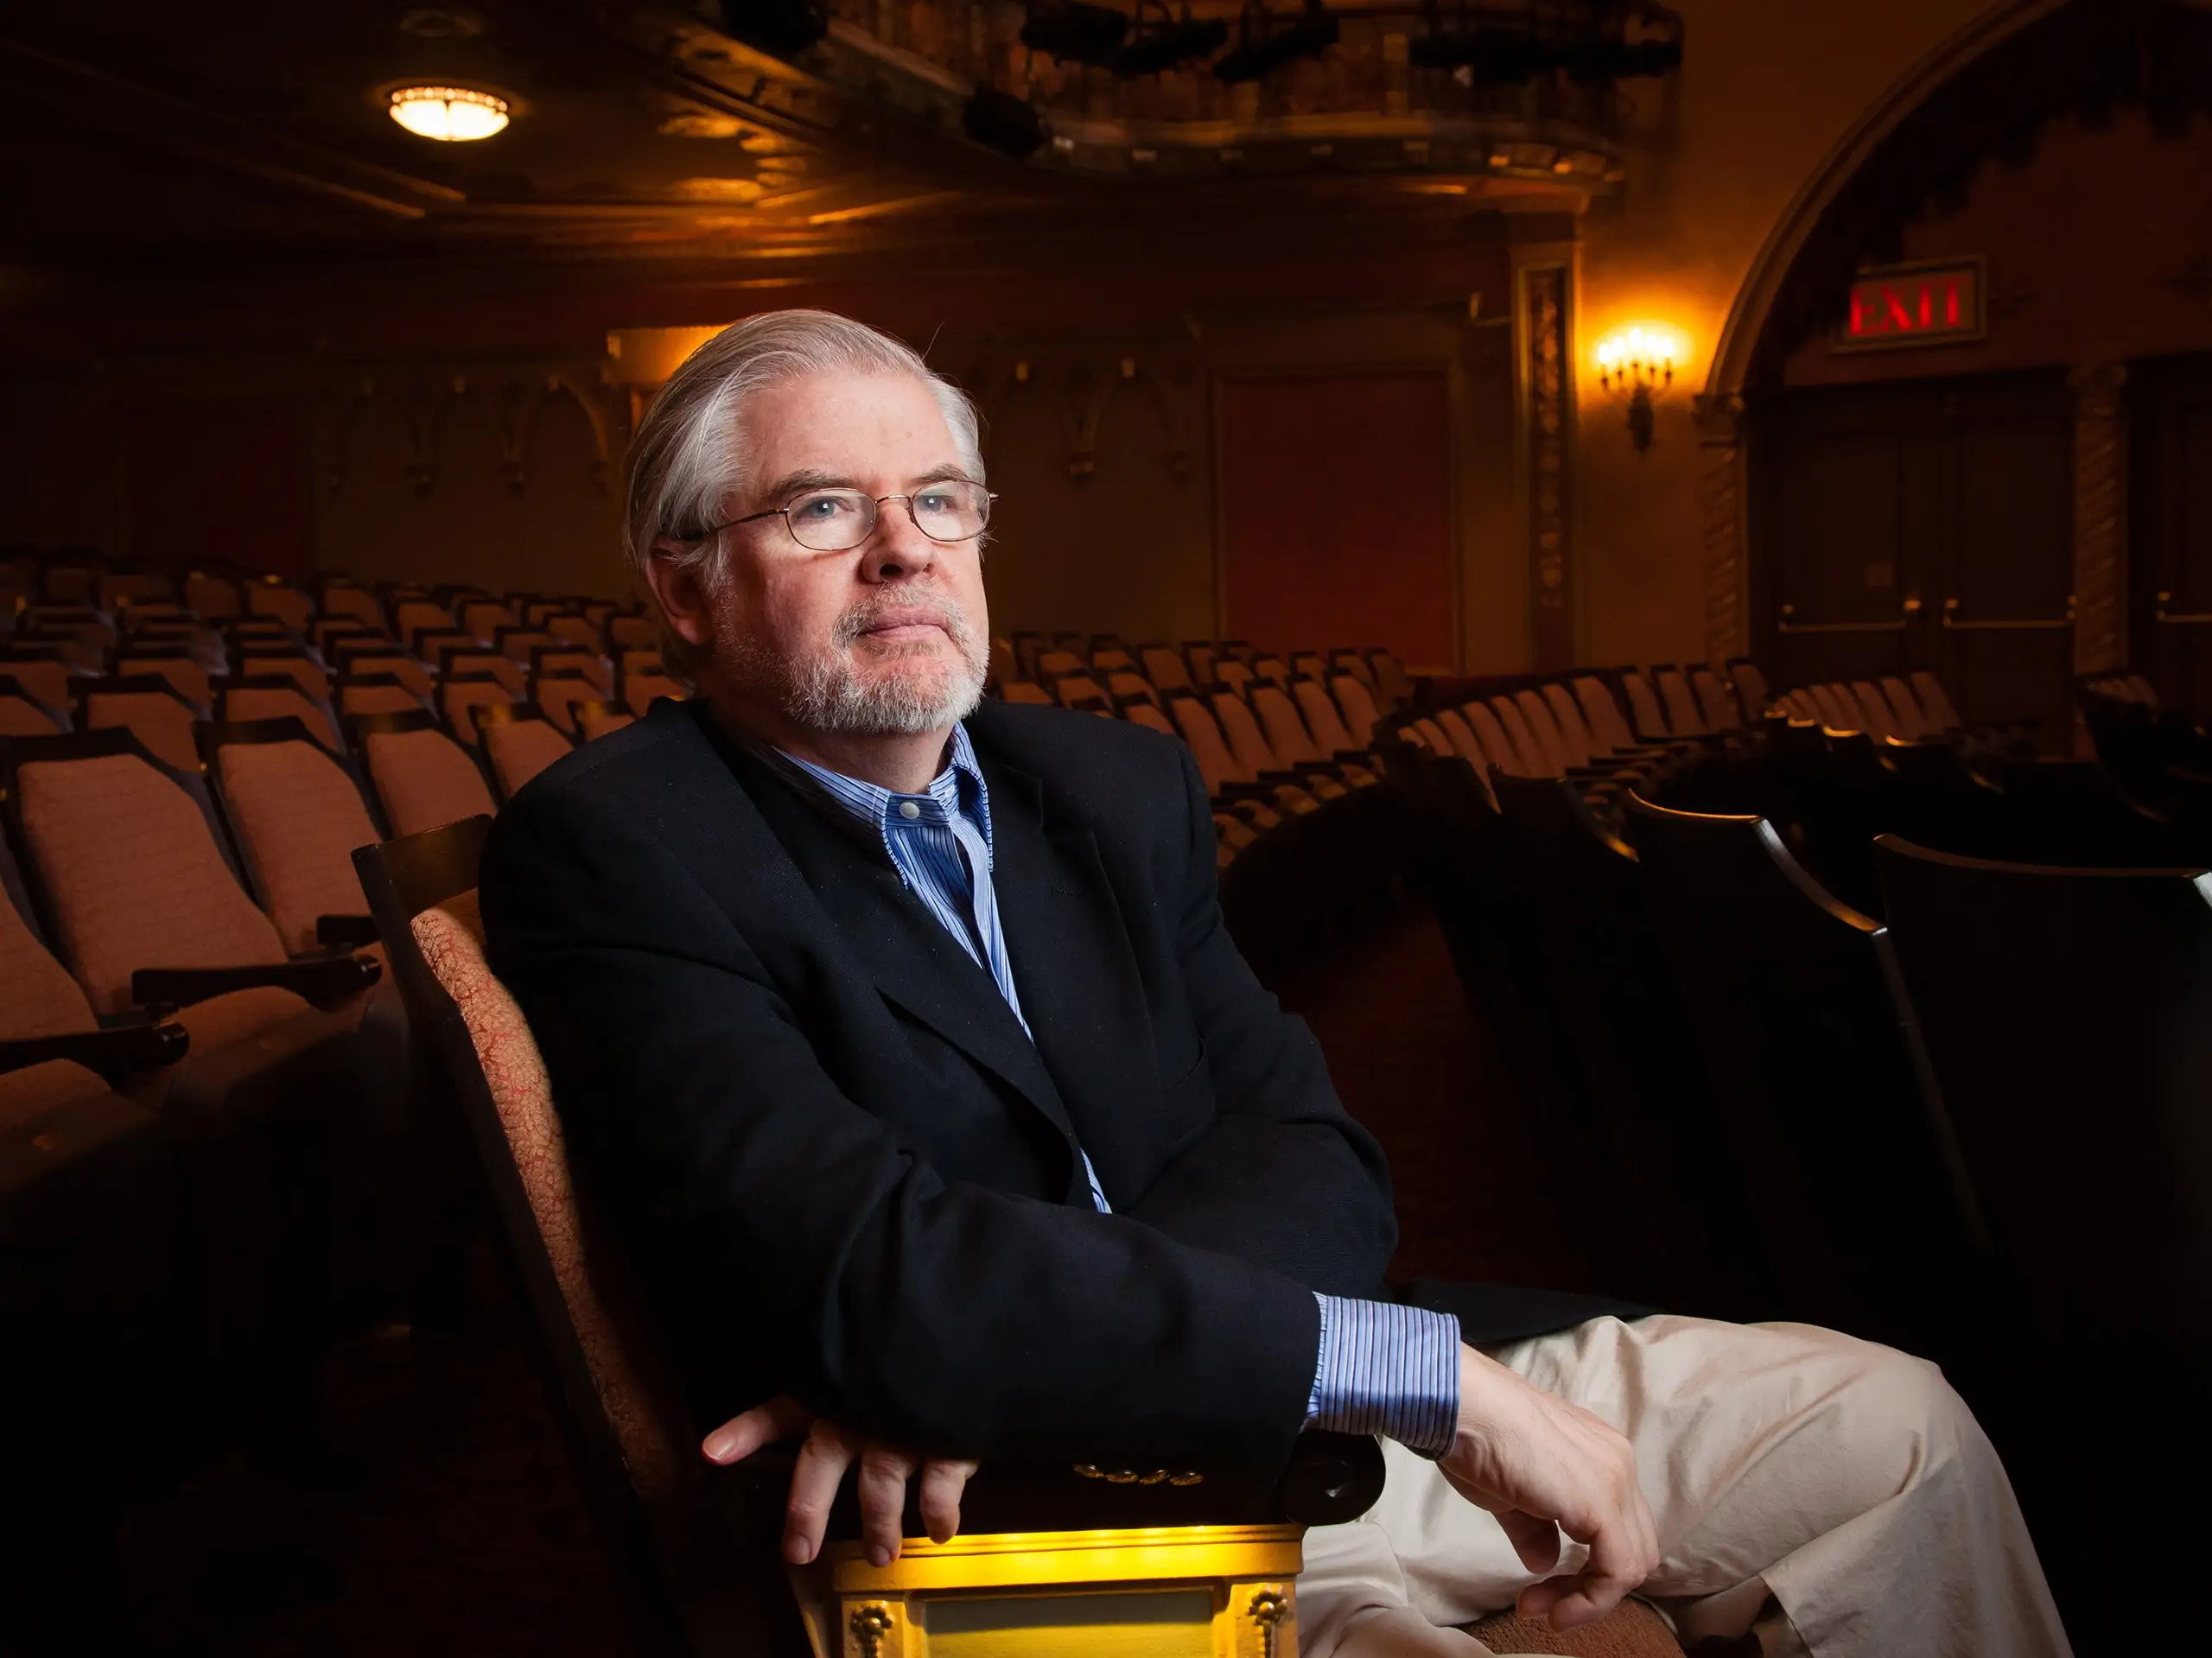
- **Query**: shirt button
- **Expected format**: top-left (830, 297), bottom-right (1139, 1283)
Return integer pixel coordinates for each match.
top-left (898, 800), bottom-right (922, 820)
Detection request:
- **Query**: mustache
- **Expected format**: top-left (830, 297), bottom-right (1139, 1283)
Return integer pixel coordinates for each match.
top-left (830, 588), bottom-right (976, 651)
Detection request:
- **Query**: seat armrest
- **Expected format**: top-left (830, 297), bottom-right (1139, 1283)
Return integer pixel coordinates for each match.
top-left (131, 952), bottom-right (382, 1009)
top-left (0, 1021), bottom-right (189, 1078)
top-left (315, 913), bottom-right (383, 950)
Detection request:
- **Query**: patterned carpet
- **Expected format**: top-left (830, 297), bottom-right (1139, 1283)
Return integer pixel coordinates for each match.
top-left (91, 912), bottom-right (1556, 1655)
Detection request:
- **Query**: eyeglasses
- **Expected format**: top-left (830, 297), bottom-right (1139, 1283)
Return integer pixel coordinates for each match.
top-left (699, 481), bottom-right (995, 554)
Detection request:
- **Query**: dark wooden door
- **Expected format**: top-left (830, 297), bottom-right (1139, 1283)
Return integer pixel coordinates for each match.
top-left (2131, 354), bottom-right (2212, 724)
top-left (1752, 372), bottom-right (2075, 743)
top-left (1216, 371), bottom-right (1455, 670)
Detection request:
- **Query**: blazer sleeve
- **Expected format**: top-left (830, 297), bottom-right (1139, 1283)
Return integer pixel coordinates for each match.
top-left (1119, 742), bottom-right (1402, 1299)
top-left (480, 779), bottom-right (1323, 1475)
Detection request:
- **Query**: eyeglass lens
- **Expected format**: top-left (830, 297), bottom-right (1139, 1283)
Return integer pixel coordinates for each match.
top-left (783, 484), bottom-right (990, 551)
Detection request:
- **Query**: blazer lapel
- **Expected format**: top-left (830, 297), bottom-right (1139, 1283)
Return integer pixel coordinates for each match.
top-left (982, 751), bottom-right (1164, 1205)
top-left (715, 725), bottom-right (1083, 1155)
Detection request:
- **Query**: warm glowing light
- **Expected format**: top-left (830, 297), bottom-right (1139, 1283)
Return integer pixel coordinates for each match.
top-left (389, 86), bottom-right (510, 142)
top-left (1592, 323), bottom-right (1686, 385)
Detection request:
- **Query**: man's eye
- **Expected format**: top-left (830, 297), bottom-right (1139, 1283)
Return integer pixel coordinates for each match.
top-left (795, 494), bottom-right (855, 519)
top-left (914, 491), bottom-right (956, 515)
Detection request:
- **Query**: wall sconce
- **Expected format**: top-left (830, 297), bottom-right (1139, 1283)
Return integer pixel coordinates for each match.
top-left (1593, 324), bottom-right (1684, 454)
top-left (389, 85), bottom-right (511, 141)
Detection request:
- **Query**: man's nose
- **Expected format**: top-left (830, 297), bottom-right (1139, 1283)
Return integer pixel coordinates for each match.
top-left (860, 499), bottom-right (937, 582)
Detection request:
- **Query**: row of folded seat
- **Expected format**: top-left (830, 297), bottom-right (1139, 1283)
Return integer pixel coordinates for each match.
top-left (1, 552), bottom-right (679, 1587)
top-left (1774, 674), bottom-right (1965, 746)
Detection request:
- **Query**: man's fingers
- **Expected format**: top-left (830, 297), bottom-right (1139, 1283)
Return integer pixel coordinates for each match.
top-left (702, 1394), bottom-right (813, 1464)
top-left (856, 1444), bottom-right (919, 1567)
top-left (918, 1458), bottom-right (979, 1545)
top-left (784, 1421), bottom-right (860, 1566)
top-left (1519, 1502), bottom-right (1657, 1629)
top-left (1493, 1509), bottom-right (1561, 1576)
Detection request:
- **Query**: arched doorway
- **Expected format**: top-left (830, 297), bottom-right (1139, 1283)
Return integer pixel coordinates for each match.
top-left (1694, 0), bottom-right (2212, 734)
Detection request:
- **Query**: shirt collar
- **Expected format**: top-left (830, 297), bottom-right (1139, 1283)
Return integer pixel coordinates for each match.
top-left (732, 718), bottom-right (995, 865)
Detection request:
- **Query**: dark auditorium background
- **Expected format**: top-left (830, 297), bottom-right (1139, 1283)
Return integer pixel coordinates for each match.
top-left (3, 2), bottom-right (2209, 1655)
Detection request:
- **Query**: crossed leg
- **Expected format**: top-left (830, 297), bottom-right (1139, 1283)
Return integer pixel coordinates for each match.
top-left (1297, 1315), bottom-right (2069, 1658)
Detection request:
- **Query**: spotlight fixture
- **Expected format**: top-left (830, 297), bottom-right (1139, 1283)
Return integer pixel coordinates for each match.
top-left (963, 86), bottom-right (1049, 160)
top-left (716, 0), bottom-right (830, 58)
top-left (1115, 1), bottom-right (1230, 79)
top-left (1593, 323), bottom-right (1684, 454)
top-left (1019, 2), bottom-right (1130, 70)
top-left (1213, 0), bottom-right (1340, 86)
top-left (387, 85), bottom-right (509, 141)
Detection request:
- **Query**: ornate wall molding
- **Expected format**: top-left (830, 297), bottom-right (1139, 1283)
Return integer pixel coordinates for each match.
top-left (322, 365), bottom-right (621, 499)
top-left (1519, 260), bottom-right (1574, 670)
top-left (970, 347), bottom-right (1197, 486)
top-left (2069, 361), bottom-right (2128, 676)
top-left (1692, 391), bottom-right (1749, 664)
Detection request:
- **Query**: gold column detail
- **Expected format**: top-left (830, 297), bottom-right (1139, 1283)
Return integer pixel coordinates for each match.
top-left (849, 1601), bottom-right (894, 1658)
top-left (1522, 263), bottom-right (1574, 670)
top-left (1693, 391), bottom-right (1750, 666)
top-left (2069, 363), bottom-right (2128, 676)
top-left (1249, 1585), bottom-right (1292, 1658)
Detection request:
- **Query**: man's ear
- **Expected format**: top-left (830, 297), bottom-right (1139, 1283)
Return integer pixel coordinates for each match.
top-left (642, 544), bottom-right (717, 653)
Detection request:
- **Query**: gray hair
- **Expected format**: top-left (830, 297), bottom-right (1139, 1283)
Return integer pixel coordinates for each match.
top-left (621, 308), bottom-right (985, 682)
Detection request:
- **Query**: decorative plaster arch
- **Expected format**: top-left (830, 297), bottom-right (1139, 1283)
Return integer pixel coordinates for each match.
top-left (1693, 0), bottom-right (2075, 662)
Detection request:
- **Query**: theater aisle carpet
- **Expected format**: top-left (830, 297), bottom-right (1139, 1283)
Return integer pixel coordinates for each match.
top-left (98, 909), bottom-right (1567, 1655)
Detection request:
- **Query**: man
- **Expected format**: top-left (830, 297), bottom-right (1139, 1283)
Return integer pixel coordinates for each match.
top-left (481, 310), bottom-right (2068, 1656)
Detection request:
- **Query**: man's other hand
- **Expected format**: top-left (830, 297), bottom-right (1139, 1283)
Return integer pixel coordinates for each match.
top-left (701, 1396), bottom-right (978, 1568)
top-left (1440, 1344), bottom-right (1659, 1629)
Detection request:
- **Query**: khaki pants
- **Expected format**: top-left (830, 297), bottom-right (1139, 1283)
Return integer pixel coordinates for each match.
top-left (1297, 1316), bottom-right (2069, 1658)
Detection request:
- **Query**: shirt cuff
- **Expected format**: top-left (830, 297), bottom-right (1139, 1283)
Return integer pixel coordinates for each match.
top-left (1302, 1292), bottom-right (1461, 1458)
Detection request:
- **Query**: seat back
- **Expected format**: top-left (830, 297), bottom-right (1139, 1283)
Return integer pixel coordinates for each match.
top-left (1166, 696), bottom-right (1246, 791)
top-left (1462, 702), bottom-right (1532, 778)
top-left (1330, 673), bottom-right (1381, 746)
top-left (315, 584), bottom-right (382, 631)
top-left (1847, 681), bottom-right (1901, 740)
top-left (441, 674), bottom-right (518, 746)
top-left (1909, 670), bottom-right (1963, 733)
top-left (1515, 689), bottom-right (1584, 769)
top-left (218, 677), bottom-right (343, 752)
top-left (1105, 670), bottom-right (1160, 709)
top-left (79, 676), bottom-right (206, 772)
top-left (231, 648), bottom-right (332, 700)
top-left (1653, 666), bottom-right (1707, 736)
top-left (1726, 657), bottom-right (1770, 717)
top-left (1292, 678), bottom-right (1355, 753)
top-left (607, 613), bottom-right (659, 652)
top-left (353, 821), bottom-right (740, 1657)
top-left (1873, 676), bottom-right (1929, 740)
top-left (546, 613), bottom-right (601, 650)
top-left (338, 675), bottom-right (429, 720)
top-left (1625, 797), bottom-right (1977, 1343)
top-left (1034, 649), bottom-right (1084, 679)
top-left (117, 651), bottom-right (214, 708)
top-left (533, 673), bottom-right (601, 735)
top-left (1618, 670), bottom-right (1671, 740)
top-left (0, 830), bottom-right (99, 1040)
top-left (1689, 668), bottom-right (1740, 731)
top-left (476, 705), bottom-right (576, 802)
top-left (1209, 690), bottom-right (1280, 777)
top-left (4, 729), bottom-right (288, 1013)
top-left (460, 599), bottom-right (519, 641)
top-left (204, 718), bottom-right (383, 954)
top-left (999, 680), bottom-right (1052, 707)
top-left (1572, 676), bottom-right (1637, 753)
top-left (1215, 659), bottom-right (1255, 696)
top-left (1123, 702), bottom-right (1177, 738)
top-left (623, 668), bottom-right (687, 717)
top-left (391, 600), bottom-right (454, 647)
top-left (578, 702), bottom-right (637, 742)
top-left (1489, 696), bottom-right (1562, 778)
top-left (534, 646), bottom-right (615, 696)
top-left (1875, 835), bottom-right (2212, 1371)
top-left (1, 681), bottom-right (64, 737)
top-left (1141, 645), bottom-right (1192, 695)
top-left (353, 711), bottom-right (499, 838)
top-left (1, 651), bottom-right (90, 712)
top-left (1431, 709), bottom-right (1491, 769)
top-left (1249, 683), bottom-right (1319, 764)
top-left (183, 571), bottom-right (243, 619)
top-left (441, 650), bottom-right (529, 699)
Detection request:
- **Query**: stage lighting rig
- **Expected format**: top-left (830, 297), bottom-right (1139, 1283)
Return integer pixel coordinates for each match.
top-left (716, 0), bottom-right (830, 58)
top-left (1408, 1), bottom-right (1681, 84)
top-left (1116, 2), bottom-right (1230, 79)
top-left (1213, 0), bottom-right (1341, 85)
top-left (1020, 3), bottom-right (1132, 70)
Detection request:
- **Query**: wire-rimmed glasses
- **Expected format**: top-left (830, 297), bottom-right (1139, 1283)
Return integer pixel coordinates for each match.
top-left (701, 481), bottom-right (995, 553)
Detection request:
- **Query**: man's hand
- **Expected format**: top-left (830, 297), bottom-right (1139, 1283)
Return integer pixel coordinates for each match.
top-left (1439, 1344), bottom-right (1659, 1629)
top-left (702, 1396), bottom-right (978, 1569)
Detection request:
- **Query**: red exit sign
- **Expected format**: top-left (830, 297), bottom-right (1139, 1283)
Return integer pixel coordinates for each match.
top-left (1834, 257), bottom-right (1986, 352)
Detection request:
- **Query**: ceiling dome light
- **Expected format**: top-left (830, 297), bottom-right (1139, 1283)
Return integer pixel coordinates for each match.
top-left (389, 85), bottom-right (510, 141)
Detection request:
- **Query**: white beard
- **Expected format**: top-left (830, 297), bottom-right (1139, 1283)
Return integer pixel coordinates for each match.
top-left (726, 587), bottom-right (988, 737)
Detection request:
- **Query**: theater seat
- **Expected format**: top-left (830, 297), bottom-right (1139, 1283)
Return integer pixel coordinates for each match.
top-left (359, 816), bottom-right (1383, 1658)
top-left (474, 703), bottom-right (576, 800)
top-left (352, 709), bottom-right (499, 837)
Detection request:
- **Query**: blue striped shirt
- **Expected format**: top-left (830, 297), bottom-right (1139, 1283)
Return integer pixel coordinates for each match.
top-left (764, 723), bottom-right (1461, 1458)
